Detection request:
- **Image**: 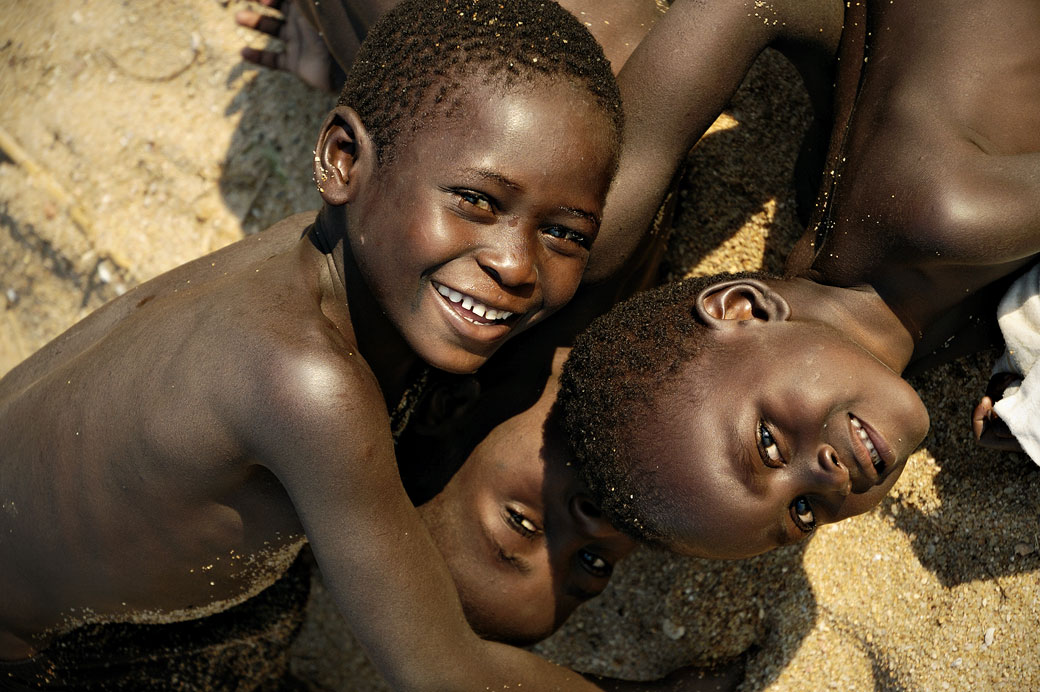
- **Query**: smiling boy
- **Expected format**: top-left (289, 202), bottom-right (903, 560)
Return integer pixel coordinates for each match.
top-left (560, 0), bottom-right (1039, 557)
top-left (0, 1), bottom-right (663, 689)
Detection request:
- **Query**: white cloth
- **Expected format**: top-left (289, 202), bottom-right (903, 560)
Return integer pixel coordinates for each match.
top-left (991, 263), bottom-right (1040, 466)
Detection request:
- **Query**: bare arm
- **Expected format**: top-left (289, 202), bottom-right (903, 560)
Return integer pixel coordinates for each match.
top-left (241, 346), bottom-right (691, 691)
top-left (585, 0), bottom-right (842, 283)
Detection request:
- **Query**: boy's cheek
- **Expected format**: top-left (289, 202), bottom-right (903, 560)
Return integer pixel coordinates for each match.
top-left (541, 258), bottom-right (590, 313)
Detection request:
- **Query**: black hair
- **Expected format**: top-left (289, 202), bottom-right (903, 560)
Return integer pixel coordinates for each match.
top-left (338, 0), bottom-right (623, 165)
top-left (559, 271), bottom-right (775, 545)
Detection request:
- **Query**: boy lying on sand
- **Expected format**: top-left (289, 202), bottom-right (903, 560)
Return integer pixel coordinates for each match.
top-left (560, 0), bottom-right (1039, 557)
top-left (1, 2), bottom-right (714, 689)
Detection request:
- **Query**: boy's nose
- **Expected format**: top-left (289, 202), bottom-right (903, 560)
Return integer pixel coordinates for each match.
top-left (808, 445), bottom-right (852, 496)
top-left (477, 233), bottom-right (537, 290)
top-left (569, 496), bottom-right (614, 538)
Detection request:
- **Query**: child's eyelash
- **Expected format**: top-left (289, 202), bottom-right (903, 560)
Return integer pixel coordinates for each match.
top-left (757, 421), bottom-right (784, 467)
top-left (790, 497), bottom-right (816, 534)
top-left (545, 225), bottom-right (592, 250)
top-left (452, 188), bottom-right (495, 213)
top-left (506, 507), bottom-right (539, 538)
top-left (579, 549), bottom-right (612, 578)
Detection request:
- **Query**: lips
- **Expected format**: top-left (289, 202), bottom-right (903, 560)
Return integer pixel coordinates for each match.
top-left (428, 280), bottom-right (528, 345)
top-left (434, 282), bottom-right (514, 323)
top-left (849, 414), bottom-right (896, 483)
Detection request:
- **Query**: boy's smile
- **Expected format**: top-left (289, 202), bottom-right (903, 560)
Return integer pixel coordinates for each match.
top-left (433, 282), bottom-right (515, 325)
top-left (639, 316), bottom-right (930, 559)
top-left (340, 77), bottom-right (616, 374)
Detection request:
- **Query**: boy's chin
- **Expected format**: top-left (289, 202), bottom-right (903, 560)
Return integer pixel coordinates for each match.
top-left (418, 343), bottom-right (494, 375)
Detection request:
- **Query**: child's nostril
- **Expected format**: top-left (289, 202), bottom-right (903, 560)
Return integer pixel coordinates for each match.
top-left (483, 265), bottom-right (502, 284)
top-left (578, 499), bottom-right (603, 519)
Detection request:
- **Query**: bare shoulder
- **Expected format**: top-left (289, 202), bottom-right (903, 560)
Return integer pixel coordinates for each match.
top-left (232, 317), bottom-right (378, 440)
top-left (0, 213), bottom-right (316, 400)
top-left (214, 284), bottom-right (386, 485)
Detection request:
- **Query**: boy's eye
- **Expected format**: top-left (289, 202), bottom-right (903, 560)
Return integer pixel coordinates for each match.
top-left (790, 497), bottom-right (816, 534)
top-left (506, 507), bottom-right (540, 539)
top-left (456, 189), bottom-right (494, 213)
top-left (757, 421), bottom-right (784, 467)
top-left (578, 549), bottom-right (612, 579)
top-left (544, 225), bottom-right (592, 250)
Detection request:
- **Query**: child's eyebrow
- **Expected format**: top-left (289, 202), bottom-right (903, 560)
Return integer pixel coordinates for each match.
top-left (461, 168), bottom-right (600, 224)
top-left (497, 548), bottom-right (533, 575)
top-left (773, 523), bottom-right (801, 548)
top-left (737, 437), bottom-right (795, 546)
top-left (463, 168), bottom-right (522, 191)
top-left (557, 205), bottom-right (601, 226)
top-left (564, 582), bottom-right (599, 602)
top-left (735, 439), bottom-right (764, 495)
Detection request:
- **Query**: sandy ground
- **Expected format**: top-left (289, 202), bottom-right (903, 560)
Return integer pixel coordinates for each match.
top-left (1, 1), bottom-right (1037, 690)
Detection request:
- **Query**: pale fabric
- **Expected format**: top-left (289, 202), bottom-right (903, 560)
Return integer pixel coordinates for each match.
top-left (991, 263), bottom-right (1040, 466)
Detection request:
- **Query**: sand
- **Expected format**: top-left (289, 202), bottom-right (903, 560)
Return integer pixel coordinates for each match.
top-left (0, 1), bottom-right (1037, 690)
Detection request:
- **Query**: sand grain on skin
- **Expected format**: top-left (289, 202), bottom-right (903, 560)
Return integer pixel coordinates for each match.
top-left (0, 3), bottom-right (1037, 690)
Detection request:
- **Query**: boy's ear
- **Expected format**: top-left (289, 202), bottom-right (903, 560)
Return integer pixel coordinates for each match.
top-left (694, 278), bottom-right (791, 328)
top-left (314, 106), bottom-right (374, 206)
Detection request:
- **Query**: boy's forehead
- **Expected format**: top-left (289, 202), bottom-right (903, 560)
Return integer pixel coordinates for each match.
top-left (380, 78), bottom-right (615, 189)
top-left (389, 70), bottom-right (606, 152)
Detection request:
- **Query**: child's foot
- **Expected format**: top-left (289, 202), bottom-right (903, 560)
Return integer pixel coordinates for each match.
top-left (236, 0), bottom-right (338, 92)
top-left (972, 372), bottom-right (1025, 453)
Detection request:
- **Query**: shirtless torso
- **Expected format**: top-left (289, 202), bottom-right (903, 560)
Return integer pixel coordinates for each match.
top-left (789, 0), bottom-right (1040, 362)
top-left (0, 215), bottom-right (324, 658)
top-left (593, 0), bottom-right (1039, 363)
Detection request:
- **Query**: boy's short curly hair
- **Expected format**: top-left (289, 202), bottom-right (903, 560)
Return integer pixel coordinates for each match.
top-left (559, 272), bottom-right (774, 545)
top-left (338, 0), bottom-right (623, 165)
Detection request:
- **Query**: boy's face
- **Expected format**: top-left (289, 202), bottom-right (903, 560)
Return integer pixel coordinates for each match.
top-left (417, 381), bottom-right (636, 645)
top-left (639, 317), bottom-right (930, 559)
top-left (348, 79), bottom-right (616, 374)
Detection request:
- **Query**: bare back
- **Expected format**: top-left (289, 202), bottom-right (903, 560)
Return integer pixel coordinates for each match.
top-left (0, 213), bottom-right (336, 658)
top-left (791, 0), bottom-right (1040, 358)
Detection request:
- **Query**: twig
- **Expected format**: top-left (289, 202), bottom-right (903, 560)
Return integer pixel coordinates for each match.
top-left (0, 123), bottom-right (97, 249)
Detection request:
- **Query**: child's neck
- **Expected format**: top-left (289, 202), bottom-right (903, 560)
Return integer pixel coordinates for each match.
top-left (311, 207), bottom-right (421, 407)
top-left (776, 277), bottom-right (917, 374)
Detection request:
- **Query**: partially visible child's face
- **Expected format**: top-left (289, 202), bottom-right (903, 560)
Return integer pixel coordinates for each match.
top-left (417, 376), bottom-right (635, 645)
top-left (348, 77), bottom-right (616, 374)
top-left (636, 317), bottom-right (930, 559)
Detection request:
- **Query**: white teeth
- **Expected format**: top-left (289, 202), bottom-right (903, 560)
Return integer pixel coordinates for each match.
top-left (434, 283), bottom-right (514, 322)
top-left (851, 416), bottom-right (881, 466)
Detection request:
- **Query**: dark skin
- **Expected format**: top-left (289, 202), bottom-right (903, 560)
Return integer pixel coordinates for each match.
top-left (252, 0), bottom-right (1021, 568)
top-left (232, 5), bottom-right (745, 687)
top-left (973, 373), bottom-right (1026, 452)
top-left (0, 69), bottom-right (669, 689)
top-left (598, 0), bottom-right (1039, 557)
top-left (0, 39), bottom-right (743, 683)
top-left (415, 348), bottom-right (639, 645)
top-left (257, 0), bottom-right (1037, 558)
top-left (236, 0), bottom-right (665, 88)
